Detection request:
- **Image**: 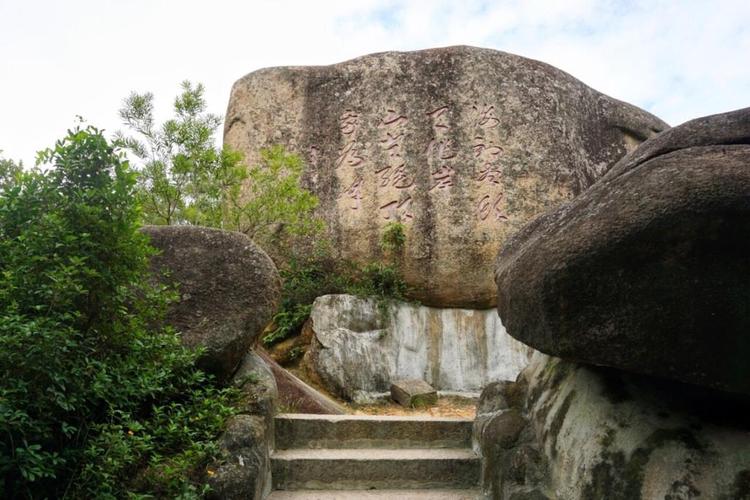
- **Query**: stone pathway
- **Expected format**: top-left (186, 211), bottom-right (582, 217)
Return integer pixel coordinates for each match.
top-left (267, 413), bottom-right (482, 499)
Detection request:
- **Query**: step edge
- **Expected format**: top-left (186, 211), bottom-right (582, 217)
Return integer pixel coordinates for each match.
top-left (276, 413), bottom-right (474, 423)
top-left (272, 448), bottom-right (479, 460)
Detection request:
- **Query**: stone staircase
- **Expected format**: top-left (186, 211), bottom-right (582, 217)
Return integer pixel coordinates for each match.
top-left (267, 413), bottom-right (482, 499)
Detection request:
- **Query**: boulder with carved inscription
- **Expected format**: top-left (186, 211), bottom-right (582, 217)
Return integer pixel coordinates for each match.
top-left (224, 45), bottom-right (667, 308)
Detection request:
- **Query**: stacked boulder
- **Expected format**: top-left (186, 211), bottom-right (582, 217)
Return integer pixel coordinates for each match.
top-left (483, 108), bottom-right (750, 499)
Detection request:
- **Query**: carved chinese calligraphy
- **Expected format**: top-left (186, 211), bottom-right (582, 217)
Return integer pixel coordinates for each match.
top-left (477, 194), bottom-right (508, 221)
top-left (336, 141), bottom-right (365, 168)
top-left (426, 105), bottom-right (457, 192)
top-left (346, 178), bottom-right (364, 210)
top-left (430, 165), bottom-right (455, 191)
top-left (376, 108), bottom-right (412, 188)
top-left (470, 102), bottom-right (506, 221)
top-left (339, 110), bottom-right (360, 135)
top-left (473, 137), bottom-right (503, 184)
top-left (336, 110), bottom-right (369, 213)
top-left (376, 108), bottom-right (415, 220)
top-left (471, 103), bottom-right (500, 130)
top-left (336, 109), bottom-right (367, 169)
top-left (332, 102), bottom-right (509, 221)
top-left (379, 195), bottom-right (414, 221)
top-left (427, 106), bottom-right (450, 131)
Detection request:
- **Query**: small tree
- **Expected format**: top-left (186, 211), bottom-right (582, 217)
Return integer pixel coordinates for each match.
top-left (224, 145), bottom-right (322, 255)
top-left (117, 81), bottom-right (245, 226)
top-left (117, 82), bottom-right (322, 261)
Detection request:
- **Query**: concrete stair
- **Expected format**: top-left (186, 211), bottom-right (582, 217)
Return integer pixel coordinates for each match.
top-left (268, 413), bottom-right (481, 499)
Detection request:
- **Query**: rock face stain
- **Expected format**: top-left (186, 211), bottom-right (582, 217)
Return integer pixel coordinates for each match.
top-left (308, 294), bottom-right (532, 400)
top-left (224, 45), bottom-right (667, 308)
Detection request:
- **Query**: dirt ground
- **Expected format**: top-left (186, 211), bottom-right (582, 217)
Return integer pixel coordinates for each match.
top-left (348, 396), bottom-right (477, 418)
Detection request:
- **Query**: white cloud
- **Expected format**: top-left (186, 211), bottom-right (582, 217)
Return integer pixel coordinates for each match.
top-left (1, 0), bottom-right (748, 164)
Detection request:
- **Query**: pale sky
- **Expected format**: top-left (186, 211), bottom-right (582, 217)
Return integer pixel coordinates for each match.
top-left (1, 0), bottom-right (749, 165)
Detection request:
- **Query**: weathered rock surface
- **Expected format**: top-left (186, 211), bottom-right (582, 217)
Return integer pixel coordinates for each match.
top-left (480, 352), bottom-right (750, 500)
top-left (391, 379), bottom-right (438, 408)
top-left (208, 351), bottom-right (278, 500)
top-left (233, 351), bottom-right (279, 444)
top-left (143, 225), bottom-right (281, 380)
top-left (495, 107), bottom-right (750, 395)
top-left (308, 294), bottom-right (532, 400)
top-left (474, 379), bottom-right (549, 500)
top-left (207, 414), bottom-right (271, 500)
top-left (225, 45), bottom-right (667, 308)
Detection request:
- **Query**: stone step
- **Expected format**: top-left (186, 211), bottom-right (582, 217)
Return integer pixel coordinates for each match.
top-left (271, 448), bottom-right (480, 491)
top-left (266, 489), bottom-right (483, 499)
top-left (275, 413), bottom-right (473, 450)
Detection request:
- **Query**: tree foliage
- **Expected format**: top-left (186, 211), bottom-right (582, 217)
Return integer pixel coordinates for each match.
top-left (116, 81), bottom-right (245, 226)
top-left (0, 126), bottom-right (237, 498)
top-left (224, 145), bottom-right (321, 254)
top-left (0, 151), bottom-right (23, 193)
top-left (117, 82), bottom-right (321, 261)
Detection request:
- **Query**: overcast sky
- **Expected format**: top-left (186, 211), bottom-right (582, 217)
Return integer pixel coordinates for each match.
top-left (1, 0), bottom-right (748, 165)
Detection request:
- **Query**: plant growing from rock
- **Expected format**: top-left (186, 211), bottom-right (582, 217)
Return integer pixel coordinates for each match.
top-left (263, 225), bottom-right (409, 347)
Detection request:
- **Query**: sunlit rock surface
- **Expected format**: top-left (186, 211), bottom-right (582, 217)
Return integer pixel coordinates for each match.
top-left (307, 294), bottom-right (532, 400)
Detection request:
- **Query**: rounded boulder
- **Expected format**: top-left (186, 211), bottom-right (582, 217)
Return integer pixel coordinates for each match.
top-left (143, 225), bottom-right (281, 381)
top-left (495, 107), bottom-right (750, 394)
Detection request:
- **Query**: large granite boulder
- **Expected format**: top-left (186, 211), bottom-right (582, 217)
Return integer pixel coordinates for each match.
top-left (307, 294), bottom-right (531, 401)
top-left (476, 352), bottom-right (750, 499)
top-left (224, 45), bottom-right (667, 308)
top-left (143, 226), bottom-right (281, 380)
top-left (496, 107), bottom-right (750, 394)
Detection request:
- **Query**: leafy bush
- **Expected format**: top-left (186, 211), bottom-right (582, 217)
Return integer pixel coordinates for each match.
top-left (0, 126), bottom-right (237, 498)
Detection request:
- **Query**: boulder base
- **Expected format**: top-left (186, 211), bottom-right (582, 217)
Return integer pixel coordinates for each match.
top-left (477, 352), bottom-right (750, 500)
top-left (391, 379), bottom-right (438, 408)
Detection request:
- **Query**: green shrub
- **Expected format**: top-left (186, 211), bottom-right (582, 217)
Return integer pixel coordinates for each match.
top-left (263, 225), bottom-right (410, 347)
top-left (380, 221), bottom-right (406, 254)
top-left (0, 126), bottom-right (237, 498)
